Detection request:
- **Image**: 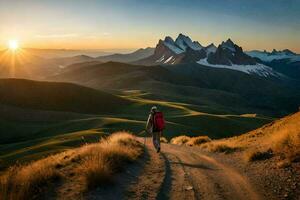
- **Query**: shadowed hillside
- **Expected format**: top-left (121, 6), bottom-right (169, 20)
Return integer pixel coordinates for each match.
top-left (51, 61), bottom-right (300, 117)
top-left (0, 78), bottom-right (131, 114)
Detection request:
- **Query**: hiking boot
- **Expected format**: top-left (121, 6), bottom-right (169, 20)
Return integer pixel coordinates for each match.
top-left (157, 147), bottom-right (160, 153)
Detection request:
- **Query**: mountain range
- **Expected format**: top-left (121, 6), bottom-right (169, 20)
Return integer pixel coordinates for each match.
top-left (246, 49), bottom-right (300, 62)
top-left (134, 34), bottom-right (285, 77)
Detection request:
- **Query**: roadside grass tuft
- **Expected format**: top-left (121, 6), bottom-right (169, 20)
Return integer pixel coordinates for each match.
top-left (160, 137), bottom-right (168, 143)
top-left (245, 148), bottom-right (273, 162)
top-left (79, 132), bottom-right (143, 189)
top-left (170, 135), bottom-right (238, 153)
top-left (208, 143), bottom-right (241, 154)
top-left (186, 136), bottom-right (211, 146)
top-left (170, 135), bottom-right (191, 145)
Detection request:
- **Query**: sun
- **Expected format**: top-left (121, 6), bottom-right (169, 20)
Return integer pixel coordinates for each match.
top-left (8, 40), bottom-right (19, 51)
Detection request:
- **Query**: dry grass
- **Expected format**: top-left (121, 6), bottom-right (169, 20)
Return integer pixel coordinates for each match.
top-left (170, 135), bottom-right (191, 145)
top-left (78, 132), bottom-right (143, 189)
top-left (170, 135), bottom-right (240, 154)
top-left (0, 131), bottom-right (143, 198)
top-left (194, 112), bottom-right (300, 162)
top-left (160, 137), bottom-right (168, 143)
top-left (273, 130), bottom-right (300, 163)
top-left (245, 149), bottom-right (273, 162)
top-left (241, 112), bottom-right (300, 164)
top-left (0, 155), bottom-right (63, 200)
top-left (186, 136), bottom-right (211, 146)
top-left (200, 142), bottom-right (241, 154)
top-left (170, 135), bottom-right (240, 153)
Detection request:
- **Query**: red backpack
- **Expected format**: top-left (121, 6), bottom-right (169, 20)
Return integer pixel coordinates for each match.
top-left (153, 112), bottom-right (165, 132)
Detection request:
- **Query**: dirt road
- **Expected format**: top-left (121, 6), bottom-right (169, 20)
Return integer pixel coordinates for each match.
top-left (126, 138), bottom-right (262, 200)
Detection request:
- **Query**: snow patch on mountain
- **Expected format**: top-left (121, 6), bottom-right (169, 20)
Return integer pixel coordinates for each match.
top-left (197, 58), bottom-right (278, 77)
top-left (156, 55), bottom-right (165, 62)
top-left (161, 34), bottom-right (204, 54)
top-left (164, 56), bottom-right (173, 63)
top-left (163, 42), bottom-right (184, 54)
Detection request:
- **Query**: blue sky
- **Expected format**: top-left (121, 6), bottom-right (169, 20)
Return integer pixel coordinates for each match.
top-left (0, 0), bottom-right (299, 52)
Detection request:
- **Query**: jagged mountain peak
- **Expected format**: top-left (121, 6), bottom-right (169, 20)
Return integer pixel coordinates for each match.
top-left (176, 33), bottom-right (192, 41)
top-left (271, 49), bottom-right (296, 56)
top-left (221, 38), bottom-right (236, 51)
top-left (160, 36), bottom-right (184, 55)
top-left (156, 34), bottom-right (205, 54)
top-left (226, 38), bottom-right (234, 44)
top-left (282, 49), bottom-right (295, 55)
top-left (207, 43), bottom-right (216, 48)
top-left (175, 33), bottom-right (192, 42)
top-left (175, 33), bottom-right (203, 51)
top-left (164, 36), bottom-right (176, 44)
top-left (271, 49), bottom-right (278, 54)
top-left (205, 43), bottom-right (217, 55)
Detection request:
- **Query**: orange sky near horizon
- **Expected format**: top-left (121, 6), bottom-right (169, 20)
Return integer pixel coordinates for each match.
top-left (1, 34), bottom-right (299, 53)
top-left (0, 0), bottom-right (299, 53)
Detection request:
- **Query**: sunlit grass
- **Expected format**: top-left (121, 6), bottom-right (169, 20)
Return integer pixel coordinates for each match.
top-left (170, 135), bottom-right (191, 145)
top-left (171, 112), bottom-right (300, 163)
top-left (0, 132), bottom-right (143, 198)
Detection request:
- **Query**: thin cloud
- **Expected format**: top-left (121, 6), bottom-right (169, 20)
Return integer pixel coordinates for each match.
top-left (85, 33), bottom-right (111, 39)
top-left (103, 32), bottom-right (110, 37)
top-left (85, 35), bottom-right (98, 39)
top-left (35, 33), bottom-right (79, 38)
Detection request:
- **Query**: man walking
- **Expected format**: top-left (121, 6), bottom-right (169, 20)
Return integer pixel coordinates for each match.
top-left (146, 106), bottom-right (165, 153)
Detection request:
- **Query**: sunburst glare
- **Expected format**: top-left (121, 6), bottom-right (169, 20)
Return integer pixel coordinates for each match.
top-left (8, 40), bottom-right (19, 51)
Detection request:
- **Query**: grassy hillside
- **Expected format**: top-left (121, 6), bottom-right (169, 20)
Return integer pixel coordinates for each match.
top-left (0, 78), bottom-right (130, 114)
top-left (179, 111), bottom-right (300, 164)
top-left (51, 62), bottom-right (300, 117)
top-left (0, 89), bottom-right (272, 169)
top-left (3, 66), bottom-right (298, 169)
top-left (0, 132), bottom-right (143, 199)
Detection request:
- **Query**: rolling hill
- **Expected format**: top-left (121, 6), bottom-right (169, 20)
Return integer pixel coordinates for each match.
top-left (0, 50), bottom-right (101, 79)
top-left (0, 78), bottom-right (275, 168)
top-left (0, 79), bottom-right (132, 167)
top-left (0, 78), bottom-right (131, 114)
top-left (51, 61), bottom-right (300, 117)
top-left (97, 47), bottom-right (154, 63)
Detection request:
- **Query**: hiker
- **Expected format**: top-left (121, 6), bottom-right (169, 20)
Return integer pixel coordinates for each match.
top-left (146, 106), bottom-right (165, 153)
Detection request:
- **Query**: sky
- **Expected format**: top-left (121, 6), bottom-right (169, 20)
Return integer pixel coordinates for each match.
top-left (0, 0), bottom-right (299, 52)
